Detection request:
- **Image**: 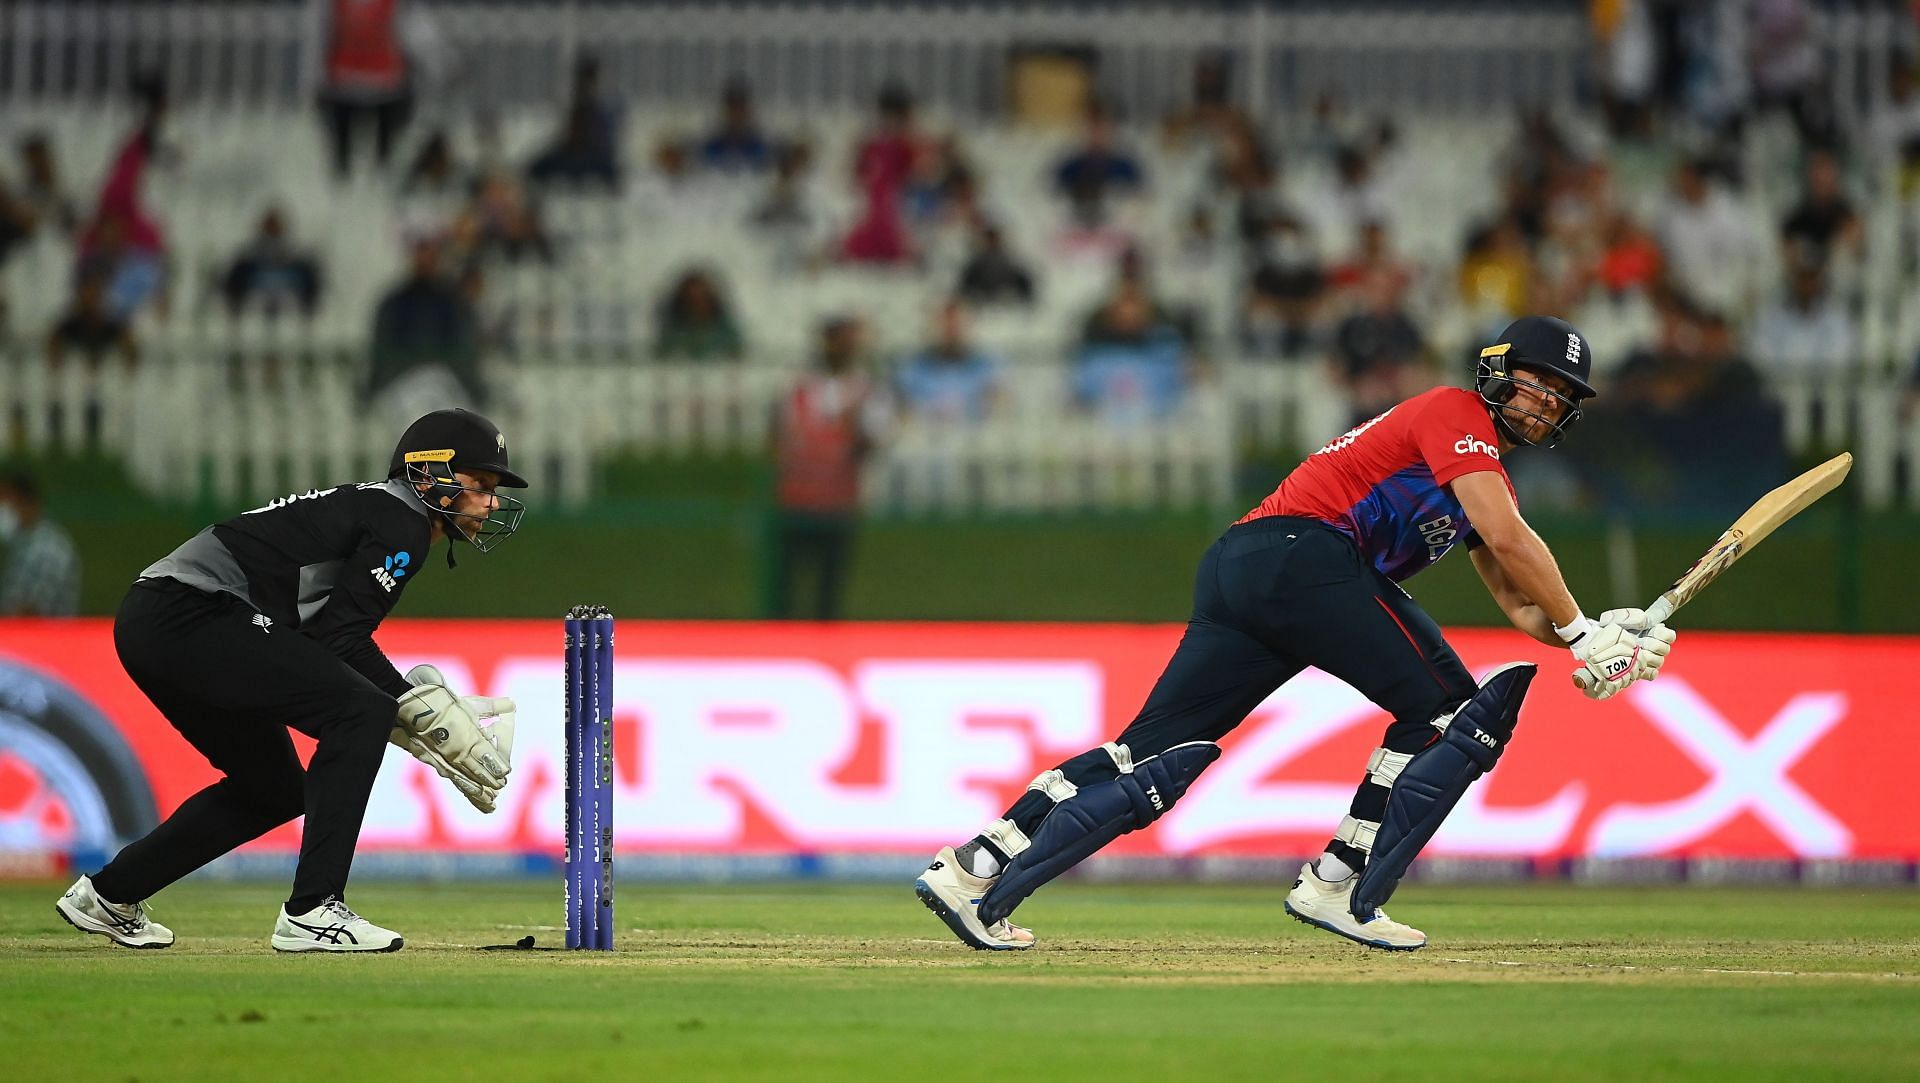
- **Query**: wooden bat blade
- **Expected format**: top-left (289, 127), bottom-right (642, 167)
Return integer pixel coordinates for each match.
top-left (1573, 453), bottom-right (1852, 692)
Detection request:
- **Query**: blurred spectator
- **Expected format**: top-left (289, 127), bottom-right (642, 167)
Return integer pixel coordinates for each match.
top-left (1330, 268), bottom-right (1431, 424)
top-left (770, 316), bottom-right (891, 621)
top-left (1242, 214), bottom-right (1325, 359)
top-left (1073, 286), bottom-right (1187, 422)
top-left (1748, 261), bottom-right (1854, 373)
top-left (1457, 216), bottom-right (1534, 319)
top-left (448, 171), bottom-right (554, 268)
top-left (1870, 57), bottom-right (1920, 187)
top-left (319, 0), bottom-right (415, 178)
top-left (1051, 173), bottom-right (1136, 264)
top-left (750, 142), bottom-right (815, 230)
top-left (1052, 102), bottom-right (1145, 205)
top-left (528, 54), bottom-right (623, 190)
top-left (47, 275), bottom-right (137, 372)
top-left (43, 275), bottom-right (136, 448)
top-left (15, 133), bottom-right (79, 237)
top-left (0, 468), bottom-right (80, 617)
top-left (1655, 156), bottom-right (1754, 317)
top-left (527, 104), bottom-right (621, 190)
top-left (566, 53), bottom-right (623, 162)
top-left (853, 83), bottom-right (926, 201)
top-left (401, 129), bottom-right (463, 197)
top-left (700, 79), bottom-right (776, 174)
top-left (1747, 0), bottom-right (1832, 146)
top-left (1591, 208), bottom-right (1663, 299)
top-left (0, 177), bottom-right (34, 275)
top-left (368, 239), bottom-right (483, 420)
top-left (1780, 149), bottom-right (1861, 272)
top-left (653, 269), bottom-right (745, 362)
top-left (841, 84), bottom-right (925, 266)
top-left (1161, 52), bottom-right (1256, 158)
top-left (633, 137), bottom-right (731, 222)
top-left (1315, 143), bottom-right (1391, 256)
top-left (221, 207), bottom-right (324, 319)
top-left (1594, 0), bottom-right (1659, 138)
top-left (903, 137), bottom-right (974, 227)
top-left (1326, 219), bottom-right (1414, 299)
top-left (77, 88), bottom-right (170, 321)
top-left (956, 224), bottom-right (1036, 307)
top-left (895, 301), bottom-right (1004, 422)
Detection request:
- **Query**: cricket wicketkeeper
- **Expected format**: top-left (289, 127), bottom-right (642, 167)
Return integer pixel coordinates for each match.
top-left (916, 316), bottom-right (1678, 951)
top-left (56, 409), bottom-right (526, 952)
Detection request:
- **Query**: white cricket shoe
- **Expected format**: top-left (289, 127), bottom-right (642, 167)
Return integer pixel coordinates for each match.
top-left (55, 875), bottom-right (175, 949)
top-left (914, 846), bottom-right (1036, 951)
top-left (1283, 861), bottom-right (1427, 951)
top-left (271, 897), bottom-right (404, 953)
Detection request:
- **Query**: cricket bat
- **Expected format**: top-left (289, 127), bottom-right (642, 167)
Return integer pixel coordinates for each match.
top-left (1571, 452), bottom-right (1853, 691)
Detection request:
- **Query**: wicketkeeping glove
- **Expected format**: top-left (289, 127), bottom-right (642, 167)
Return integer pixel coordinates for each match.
top-left (392, 670), bottom-right (513, 814)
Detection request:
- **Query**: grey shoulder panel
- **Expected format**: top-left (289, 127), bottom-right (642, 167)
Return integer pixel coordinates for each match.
top-left (364, 477), bottom-right (432, 520)
top-left (138, 527), bottom-right (255, 607)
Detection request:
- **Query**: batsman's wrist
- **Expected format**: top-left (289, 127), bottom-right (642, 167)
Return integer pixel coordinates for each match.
top-left (1554, 612), bottom-right (1596, 648)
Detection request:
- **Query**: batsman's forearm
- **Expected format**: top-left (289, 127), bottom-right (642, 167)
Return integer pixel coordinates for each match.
top-left (1484, 526), bottom-right (1581, 631)
top-left (1508, 603), bottom-right (1564, 648)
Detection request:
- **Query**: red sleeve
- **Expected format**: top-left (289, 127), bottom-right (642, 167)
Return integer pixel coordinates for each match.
top-left (1414, 390), bottom-right (1508, 487)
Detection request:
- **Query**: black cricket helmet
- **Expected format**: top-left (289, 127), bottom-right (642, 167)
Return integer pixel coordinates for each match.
top-left (1474, 315), bottom-right (1596, 448)
top-left (389, 408), bottom-right (528, 552)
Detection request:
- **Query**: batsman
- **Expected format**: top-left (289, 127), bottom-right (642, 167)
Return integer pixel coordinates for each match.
top-left (55, 409), bottom-right (526, 952)
top-left (917, 316), bottom-right (1678, 951)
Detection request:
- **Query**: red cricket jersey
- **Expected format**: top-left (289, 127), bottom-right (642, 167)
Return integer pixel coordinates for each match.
top-left (1238, 386), bottom-right (1513, 581)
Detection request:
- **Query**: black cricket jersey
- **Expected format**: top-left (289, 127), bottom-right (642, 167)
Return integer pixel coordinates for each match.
top-left (138, 479), bottom-right (434, 696)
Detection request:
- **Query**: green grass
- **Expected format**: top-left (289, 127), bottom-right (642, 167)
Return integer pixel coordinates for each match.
top-left (5, 880), bottom-right (1920, 1081)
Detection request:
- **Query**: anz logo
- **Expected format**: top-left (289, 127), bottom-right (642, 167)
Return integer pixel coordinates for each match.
top-left (371, 551), bottom-right (411, 593)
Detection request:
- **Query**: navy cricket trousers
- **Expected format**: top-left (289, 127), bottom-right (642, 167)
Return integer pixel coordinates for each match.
top-left (995, 515), bottom-right (1480, 851)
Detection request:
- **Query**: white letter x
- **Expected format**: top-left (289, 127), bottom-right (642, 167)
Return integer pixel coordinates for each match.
top-left (1587, 677), bottom-right (1850, 856)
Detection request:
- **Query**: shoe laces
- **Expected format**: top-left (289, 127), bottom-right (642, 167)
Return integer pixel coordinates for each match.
top-left (320, 897), bottom-right (361, 923)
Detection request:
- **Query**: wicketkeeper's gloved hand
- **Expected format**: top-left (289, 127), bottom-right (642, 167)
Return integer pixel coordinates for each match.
top-left (391, 665), bottom-right (515, 813)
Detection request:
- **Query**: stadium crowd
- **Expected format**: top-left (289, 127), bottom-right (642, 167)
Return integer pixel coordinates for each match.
top-left (1, 0), bottom-right (1915, 515)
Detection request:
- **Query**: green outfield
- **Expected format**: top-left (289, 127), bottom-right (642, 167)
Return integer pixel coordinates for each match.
top-left (4, 880), bottom-right (1919, 1081)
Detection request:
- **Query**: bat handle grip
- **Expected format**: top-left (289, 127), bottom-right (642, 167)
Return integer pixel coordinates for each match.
top-left (1571, 669), bottom-right (1593, 691)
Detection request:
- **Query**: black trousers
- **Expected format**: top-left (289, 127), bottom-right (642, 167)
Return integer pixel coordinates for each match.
top-left (771, 510), bottom-right (855, 621)
top-left (998, 516), bottom-right (1479, 861)
top-left (319, 90), bottom-right (413, 177)
top-left (90, 579), bottom-right (396, 907)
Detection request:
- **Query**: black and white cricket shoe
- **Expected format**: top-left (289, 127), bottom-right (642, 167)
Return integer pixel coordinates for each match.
top-left (1283, 861), bottom-right (1427, 951)
top-left (914, 846), bottom-right (1035, 951)
top-left (272, 896), bottom-right (404, 953)
top-left (55, 875), bottom-right (175, 949)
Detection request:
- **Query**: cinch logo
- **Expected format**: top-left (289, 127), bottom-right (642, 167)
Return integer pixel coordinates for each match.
top-left (1453, 435), bottom-right (1499, 458)
top-left (371, 552), bottom-right (410, 593)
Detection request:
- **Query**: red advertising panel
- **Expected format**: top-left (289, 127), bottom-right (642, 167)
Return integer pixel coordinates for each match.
top-left (1, 619), bottom-right (1912, 863)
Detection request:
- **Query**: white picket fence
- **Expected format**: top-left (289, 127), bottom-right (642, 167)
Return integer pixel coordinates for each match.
top-left (6, 339), bottom-right (1917, 513)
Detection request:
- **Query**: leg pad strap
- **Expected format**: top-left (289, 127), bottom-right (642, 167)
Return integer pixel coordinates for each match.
top-left (977, 741), bottom-right (1220, 926)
